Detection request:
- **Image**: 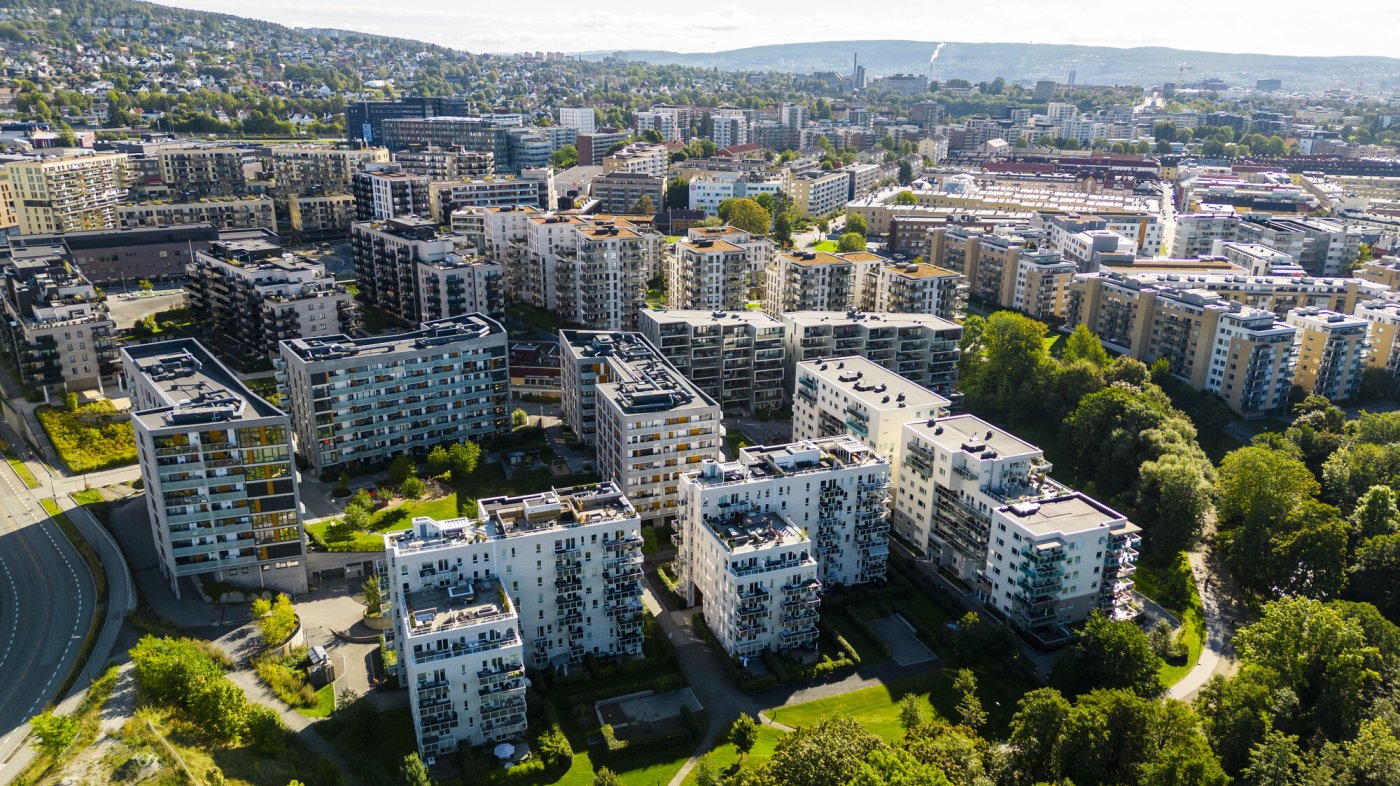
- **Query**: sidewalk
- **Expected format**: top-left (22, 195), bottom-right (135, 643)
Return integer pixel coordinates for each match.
top-left (1167, 550), bottom-right (1243, 700)
top-left (225, 669), bottom-right (361, 786)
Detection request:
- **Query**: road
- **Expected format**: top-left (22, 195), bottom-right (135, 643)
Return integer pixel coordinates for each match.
top-left (0, 446), bottom-right (96, 767)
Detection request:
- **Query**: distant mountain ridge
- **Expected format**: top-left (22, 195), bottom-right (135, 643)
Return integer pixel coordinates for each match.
top-left (582, 40), bottom-right (1400, 91)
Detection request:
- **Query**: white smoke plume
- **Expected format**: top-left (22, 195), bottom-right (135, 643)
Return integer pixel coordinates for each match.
top-left (929, 42), bottom-right (946, 65)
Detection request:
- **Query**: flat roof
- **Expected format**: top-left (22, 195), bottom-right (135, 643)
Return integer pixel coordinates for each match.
top-left (402, 576), bottom-right (514, 638)
top-left (1002, 492), bottom-right (1132, 538)
top-left (782, 311), bottom-right (961, 332)
top-left (906, 413), bottom-right (1041, 458)
top-left (124, 339), bottom-right (283, 428)
top-left (796, 356), bottom-right (950, 411)
top-left (679, 239), bottom-right (742, 253)
top-left (883, 262), bottom-right (959, 278)
top-left (561, 330), bottom-right (719, 412)
top-left (282, 314), bottom-right (503, 362)
top-left (641, 309), bottom-right (783, 328)
top-left (779, 251), bottom-right (847, 266)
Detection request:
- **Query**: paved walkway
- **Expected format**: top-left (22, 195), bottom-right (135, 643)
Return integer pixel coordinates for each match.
top-left (1167, 549), bottom-right (1244, 700)
top-left (225, 668), bottom-right (360, 786)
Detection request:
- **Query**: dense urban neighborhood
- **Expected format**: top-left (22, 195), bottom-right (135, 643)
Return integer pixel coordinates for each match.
top-left (0, 2), bottom-right (1399, 786)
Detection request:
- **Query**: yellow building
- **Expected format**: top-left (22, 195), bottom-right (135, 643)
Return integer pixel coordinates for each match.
top-left (1285, 307), bottom-right (1370, 401)
top-left (9, 153), bottom-right (129, 234)
top-left (1355, 299), bottom-right (1400, 381)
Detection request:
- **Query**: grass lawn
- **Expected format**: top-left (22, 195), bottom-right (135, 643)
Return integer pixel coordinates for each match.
top-left (36, 401), bottom-right (137, 473)
top-left (682, 725), bottom-right (786, 785)
top-left (0, 438), bottom-right (39, 488)
top-left (723, 431), bottom-right (753, 460)
top-left (809, 240), bottom-right (838, 252)
top-left (767, 669), bottom-right (1029, 741)
top-left (821, 608), bottom-right (887, 665)
top-left (298, 682), bottom-right (336, 718)
top-left (1135, 555), bottom-right (1205, 687)
top-left (323, 707), bottom-right (419, 784)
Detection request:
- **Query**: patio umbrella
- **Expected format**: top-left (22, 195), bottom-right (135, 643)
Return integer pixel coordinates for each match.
top-left (494, 743), bottom-right (515, 760)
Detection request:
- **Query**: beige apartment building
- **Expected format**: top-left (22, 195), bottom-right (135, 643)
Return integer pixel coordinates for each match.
top-left (1286, 308), bottom-right (1370, 401)
top-left (10, 153), bottom-right (129, 234)
top-left (668, 226), bottom-right (772, 311)
top-left (1355, 299), bottom-right (1400, 380)
top-left (763, 250), bottom-right (880, 317)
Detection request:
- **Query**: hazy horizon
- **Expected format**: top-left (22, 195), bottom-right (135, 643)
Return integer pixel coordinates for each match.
top-left (146, 0), bottom-right (1400, 60)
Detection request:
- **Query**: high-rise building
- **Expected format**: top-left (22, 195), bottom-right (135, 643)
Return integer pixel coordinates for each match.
top-left (267, 145), bottom-right (389, 196)
top-left (557, 107), bottom-right (597, 135)
top-left (638, 309), bottom-right (786, 414)
top-left (667, 226), bottom-right (771, 311)
top-left (185, 238), bottom-right (358, 362)
top-left (352, 166), bottom-right (432, 221)
top-left (559, 330), bottom-right (722, 524)
top-left (1356, 300), bottom-right (1400, 382)
top-left (119, 197), bottom-right (278, 233)
top-left (895, 415), bottom-right (1141, 637)
top-left (10, 153), bottom-right (129, 234)
top-left (417, 253), bottom-right (505, 322)
top-left (351, 216), bottom-right (478, 326)
top-left (0, 245), bottom-right (117, 394)
top-left (124, 340), bottom-right (306, 598)
top-left (763, 251), bottom-right (881, 317)
top-left (383, 482), bottom-right (644, 759)
top-left (589, 172), bottom-right (664, 214)
top-left (870, 261), bottom-right (963, 318)
top-left (156, 148), bottom-right (247, 198)
top-left (1286, 307), bottom-right (1370, 401)
top-left (277, 315), bottom-right (510, 475)
top-left (556, 220), bottom-right (658, 331)
top-left (780, 312), bottom-right (961, 397)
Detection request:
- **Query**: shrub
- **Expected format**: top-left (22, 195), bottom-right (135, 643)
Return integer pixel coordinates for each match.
top-left (536, 724), bottom-right (573, 772)
top-left (245, 704), bottom-right (288, 754)
top-left (36, 401), bottom-right (137, 473)
top-left (251, 593), bottom-right (298, 647)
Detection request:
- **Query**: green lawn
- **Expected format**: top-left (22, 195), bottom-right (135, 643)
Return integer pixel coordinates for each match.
top-left (767, 669), bottom-right (1028, 741)
top-left (809, 240), bottom-right (838, 252)
top-left (298, 682), bottom-right (336, 718)
top-left (682, 725), bottom-right (786, 785)
top-left (821, 608), bottom-right (887, 666)
top-left (1135, 555), bottom-right (1205, 687)
top-left (0, 438), bottom-right (38, 488)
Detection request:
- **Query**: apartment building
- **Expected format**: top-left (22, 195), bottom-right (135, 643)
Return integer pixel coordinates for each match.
top-left (1212, 241), bottom-right (1299, 275)
top-left (1237, 216), bottom-right (1362, 277)
top-left (351, 216), bottom-right (477, 326)
top-left (792, 357), bottom-right (950, 482)
top-left (668, 227), bottom-right (770, 311)
top-left (688, 172), bottom-right (788, 216)
top-left (382, 482), bottom-right (644, 759)
top-left (185, 239), bottom-right (358, 362)
top-left (124, 340), bottom-right (307, 599)
top-left (559, 330), bottom-right (722, 525)
top-left (763, 251), bottom-right (880, 317)
top-left (928, 225), bottom-right (1064, 313)
top-left (426, 171), bottom-right (556, 221)
top-left (1286, 307), bottom-right (1370, 401)
top-left (576, 131), bottom-right (631, 167)
top-left (895, 415), bottom-right (1141, 636)
top-left (268, 145), bottom-right (389, 195)
top-left (277, 315), bottom-right (509, 475)
top-left (119, 197), bottom-right (278, 232)
top-left (589, 172), bottom-right (664, 214)
top-left (417, 253), bottom-right (505, 322)
top-left (791, 170), bottom-right (849, 219)
top-left (11, 223), bottom-right (222, 286)
top-left (558, 107), bottom-right (597, 134)
top-left (10, 153), bottom-right (129, 234)
top-left (352, 166), bottom-right (432, 221)
top-left (1068, 268), bottom-right (1386, 321)
top-left (674, 438), bottom-right (892, 656)
top-left (1356, 257), bottom-right (1400, 289)
top-left (638, 309), bottom-right (786, 414)
top-left (1165, 212), bottom-right (1240, 259)
top-left (289, 193), bottom-right (357, 242)
top-left (156, 148), bottom-right (247, 198)
top-left (602, 143), bottom-right (668, 179)
top-left (1010, 252), bottom-right (1077, 321)
top-left (0, 245), bottom-right (117, 394)
top-left (870, 262), bottom-right (963, 318)
top-left (556, 220), bottom-right (657, 331)
top-left (393, 146), bottom-right (495, 180)
top-left (710, 115), bottom-right (748, 149)
top-left (781, 311), bottom-right (962, 397)
top-left (1206, 307), bottom-right (1299, 417)
top-left (1356, 300), bottom-right (1400, 381)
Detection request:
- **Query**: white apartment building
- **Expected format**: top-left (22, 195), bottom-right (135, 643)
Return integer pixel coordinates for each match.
top-left (871, 262), bottom-right (963, 318)
top-left (638, 309), bottom-right (786, 414)
top-left (635, 111), bottom-right (682, 142)
top-left (792, 170), bottom-right (849, 219)
top-left (1166, 212), bottom-right (1240, 259)
top-left (1212, 241), bottom-right (1299, 275)
top-left (557, 107), bottom-right (597, 135)
top-left (384, 482), bottom-right (644, 759)
top-left (521, 212), bottom-right (587, 311)
top-left (557, 220), bottom-right (657, 331)
top-left (124, 340), bottom-right (307, 599)
top-left (792, 356), bottom-right (949, 482)
top-left (710, 114), bottom-right (749, 149)
top-left (427, 170), bottom-right (556, 219)
top-left (277, 315), bottom-right (510, 475)
top-left (560, 331), bottom-right (723, 525)
top-left (781, 311), bottom-right (961, 397)
top-left (895, 415), bottom-right (1140, 637)
top-left (667, 225), bottom-right (772, 311)
top-left (603, 143), bottom-right (668, 179)
top-left (1286, 307), bottom-right (1370, 401)
top-left (688, 172), bottom-right (789, 216)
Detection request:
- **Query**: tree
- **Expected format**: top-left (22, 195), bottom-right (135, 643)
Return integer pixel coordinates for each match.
top-left (245, 704), bottom-right (287, 754)
top-left (630, 194), bottom-right (655, 214)
top-left (139, 278), bottom-right (154, 293)
top-left (1216, 446), bottom-right (1319, 532)
top-left (362, 574), bottom-right (382, 615)
top-left (449, 441), bottom-right (481, 479)
top-left (893, 191), bottom-right (918, 206)
top-left (961, 311), bottom-right (1052, 421)
top-left (592, 768), bottom-right (623, 786)
top-left (897, 160), bottom-right (914, 185)
top-left (847, 748), bottom-right (953, 786)
top-left (845, 213), bottom-right (868, 238)
top-left (251, 593), bottom-right (297, 647)
top-left (729, 712), bottom-right (759, 759)
top-left (511, 408), bottom-right (529, 428)
top-left (335, 471), bottom-right (350, 496)
top-left (898, 693), bottom-right (929, 731)
top-left (343, 501), bottom-right (370, 532)
top-left (1351, 533), bottom-right (1400, 618)
top-left (64, 390), bottom-right (79, 412)
top-left (188, 676), bottom-right (249, 744)
top-left (1193, 670), bottom-right (1275, 778)
top-left (1052, 611), bottom-right (1163, 698)
top-left (951, 669), bottom-right (987, 731)
top-left (400, 752), bottom-right (435, 786)
top-left (837, 232), bottom-right (866, 252)
top-left (1136, 451), bottom-right (1216, 554)
top-left (772, 212), bottom-right (793, 247)
top-left (29, 710), bottom-right (79, 758)
top-left (1062, 324), bottom-right (1109, 366)
top-left (426, 445), bottom-right (450, 476)
top-left (665, 177), bottom-right (690, 210)
top-left (1007, 688), bottom-right (1072, 784)
top-left (400, 475), bottom-right (426, 500)
top-left (389, 454), bottom-right (415, 486)
top-left (350, 488), bottom-right (373, 511)
top-left (550, 144), bottom-right (577, 169)
top-left (1242, 730), bottom-right (1306, 786)
top-left (765, 716), bottom-right (884, 786)
top-left (724, 198), bottom-right (772, 236)
top-left (693, 753), bottom-right (719, 786)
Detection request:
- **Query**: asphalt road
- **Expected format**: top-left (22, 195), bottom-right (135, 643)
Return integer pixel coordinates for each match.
top-left (0, 453), bottom-right (96, 765)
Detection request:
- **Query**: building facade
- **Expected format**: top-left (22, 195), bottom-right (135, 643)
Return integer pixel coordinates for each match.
top-left (0, 245), bottom-right (117, 394)
top-left (10, 153), bottom-right (129, 234)
top-left (780, 312), bottom-right (962, 397)
top-left (639, 309), bottom-right (786, 414)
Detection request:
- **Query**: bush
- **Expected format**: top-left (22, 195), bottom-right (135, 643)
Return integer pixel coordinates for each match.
top-left (36, 401), bottom-right (137, 472)
top-left (245, 704), bottom-right (288, 754)
top-left (251, 593), bottom-right (298, 647)
top-left (536, 724), bottom-right (573, 772)
top-left (254, 652), bottom-right (318, 709)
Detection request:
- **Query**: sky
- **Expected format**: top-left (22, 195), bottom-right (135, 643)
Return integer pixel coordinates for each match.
top-left (148, 0), bottom-right (1400, 59)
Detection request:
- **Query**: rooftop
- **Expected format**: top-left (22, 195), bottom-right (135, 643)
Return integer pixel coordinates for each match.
top-left (641, 309), bottom-right (784, 329)
top-left (883, 262), bottom-right (959, 279)
top-left (796, 356), bottom-right (951, 412)
top-left (125, 340), bottom-right (282, 428)
top-left (282, 314), bottom-right (503, 363)
top-left (782, 310), bottom-right (961, 332)
top-left (1001, 492), bottom-right (1135, 538)
top-left (402, 576), bottom-right (515, 638)
top-left (679, 238), bottom-right (743, 253)
top-left (906, 414), bottom-right (1041, 459)
top-left (561, 330), bottom-right (719, 414)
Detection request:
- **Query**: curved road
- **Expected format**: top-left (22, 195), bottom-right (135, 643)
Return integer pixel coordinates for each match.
top-left (0, 452), bottom-right (96, 765)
